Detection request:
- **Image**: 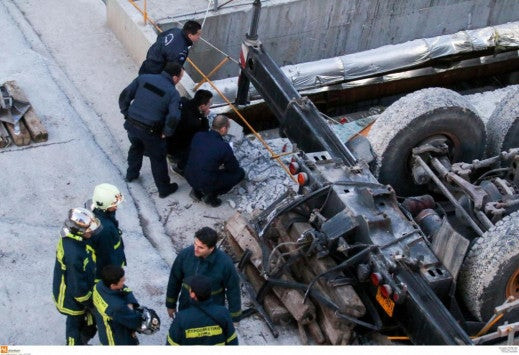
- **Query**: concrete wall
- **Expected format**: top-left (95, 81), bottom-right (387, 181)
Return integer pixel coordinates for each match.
top-left (161, 0), bottom-right (519, 80)
top-left (105, 0), bottom-right (195, 96)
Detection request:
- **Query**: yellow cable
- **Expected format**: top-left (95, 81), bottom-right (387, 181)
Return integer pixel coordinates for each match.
top-left (127, 0), bottom-right (298, 183)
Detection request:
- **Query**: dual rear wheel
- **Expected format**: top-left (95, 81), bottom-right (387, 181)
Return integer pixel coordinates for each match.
top-left (367, 87), bottom-right (519, 322)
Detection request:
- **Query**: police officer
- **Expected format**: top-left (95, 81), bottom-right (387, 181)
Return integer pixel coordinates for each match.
top-left (166, 227), bottom-right (242, 321)
top-left (167, 89), bottom-right (213, 175)
top-left (166, 275), bottom-right (238, 345)
top-left (119, 62), bottom-right (183, 198)
top-left (88, 183), bottom-right (126, 281)
top-left (52, 208), bottom-right (100, 345)
top-left (184, 115), bottom-right (245, 207)
top-left (92, 265), bottom-right (143, 345)
top-left (139, 20), bottom-right (202, 75)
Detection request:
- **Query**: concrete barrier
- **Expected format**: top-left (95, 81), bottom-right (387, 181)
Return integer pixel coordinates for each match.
top-left (106, 0), bottom-right (195, 97)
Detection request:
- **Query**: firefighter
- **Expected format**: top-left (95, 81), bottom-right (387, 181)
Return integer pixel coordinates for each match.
top-left (166, 274), bottom-right (238, 345)
top-left (88, 183), bottom-right (126, 281)
top-left (166, 227), bottom-right (242, 321)
top-left (52, 207), bottom-right (100, 345)
top-left (167, 89), bottom-right (213, 176)
top-left (184, 115), bottom-right (245, 207)
top-left (119, 62), bottom-right (183, 198)
top-left (92, 265), bottom-right (143, 345)
top-left (139, 20), bottom-right (202, 75)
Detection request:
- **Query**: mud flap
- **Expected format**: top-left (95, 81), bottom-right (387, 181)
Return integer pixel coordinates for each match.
top-left (431, 217), bottom-right (469, 279)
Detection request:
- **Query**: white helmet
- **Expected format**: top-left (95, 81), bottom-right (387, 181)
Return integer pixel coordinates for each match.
top-left (92, 183), bottom-right (124, 210)
top-left (64, 207), bottom-right (101, 236)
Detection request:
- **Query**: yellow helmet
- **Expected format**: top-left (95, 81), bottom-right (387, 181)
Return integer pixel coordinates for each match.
top-left (92, 183), bottom-right (124, 210)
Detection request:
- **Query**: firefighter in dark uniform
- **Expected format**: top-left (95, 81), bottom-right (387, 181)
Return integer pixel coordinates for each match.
top-left (184, 115), bottom-right (245, 207)
top-left (167, 89), bottom-right (213, 175)
top-left (166, 227), bottom-right (242, 321)
top-left (92, 265), bottom-right (143, 345)
top-left (167, 275), bottom-right (238, 345)
top-left (139, 20), bottom-right (202, 75)
top-left (119, 62), bottom-right (184, 198)
top-left (52, 208), bottom-right (100, 345)
top-left (88, 183), bottom-right (126, 281)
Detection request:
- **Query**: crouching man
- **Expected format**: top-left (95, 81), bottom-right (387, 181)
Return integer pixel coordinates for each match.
top-left (167, 275), bottom-right (238, 345)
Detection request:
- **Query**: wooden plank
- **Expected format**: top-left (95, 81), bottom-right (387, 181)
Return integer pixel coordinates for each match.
top-left (22, 109), bottom-right (48, 143)
top-left (225, 212), bottom-right (316, 325)
top-left (306, 320), bottom-right (326, 344)
top-left (5, 120), bottom-right (31, 146)
top-left (288, 217), bottom-right (366, 318)
top-left (2, 80), bottom-right (47, 144)
top-left (0, 123), bottom-right (10, 148)
top-left (3, 80), bottom-right (30, 103)
top-left (225, 231), bottom-right (292, 324)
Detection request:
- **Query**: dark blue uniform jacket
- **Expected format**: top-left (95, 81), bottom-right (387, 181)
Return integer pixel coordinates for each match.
top-left (166, 245), bottom-right (242, 320)
top-left (119, 71), bottom-right (181, 137)
top-left (53, 229), bottom-right (96, 315)
top-left (89, 209), bottom-right (127, 280)
top-left (167, 298), bottom-right (238, 345)
top-left (184, 130), bottom-right (241, 190)
top-left (92, 281), bottom-right (141, 345)
top-left (139, 27), bottom-right (192, 74)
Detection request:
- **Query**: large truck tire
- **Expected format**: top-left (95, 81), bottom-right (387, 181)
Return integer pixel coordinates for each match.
top-left (486, 86), bottom-right (519, 157)
top-left (367, 87), bottom-right (485, 196)
top-left (458, 211), bottom-right (519, 322)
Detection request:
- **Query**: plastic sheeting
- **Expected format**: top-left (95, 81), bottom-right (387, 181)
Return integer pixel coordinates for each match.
top-left (203, 21), bottom-right (519, 105)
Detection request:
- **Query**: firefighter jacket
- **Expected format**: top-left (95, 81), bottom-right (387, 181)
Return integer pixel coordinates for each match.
top-left (138, 27), bottom-right (191, 75)
top-left (184, 130), bottom-right (241, 191)
top-left (167, 298), bottom-right (238, 345)
top-left (166, 245), bottom-right (242, 320)
top-left (89, 209), bottom-right (126, 280)
top-left (52, 229), bottom-right (96, 316)
top-left (168, 97), bottom-right (209, 152)
top-left (119, 71), bottom-right (181, 137)
top-left (92, 281), bottom-right (141, 345)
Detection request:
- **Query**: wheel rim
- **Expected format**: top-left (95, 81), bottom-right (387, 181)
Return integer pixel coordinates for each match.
top-left (505, 267), bottom-right (519, 299)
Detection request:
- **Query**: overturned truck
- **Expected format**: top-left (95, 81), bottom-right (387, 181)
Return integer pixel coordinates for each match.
top-left (226, 0), bottom-right (519, 345)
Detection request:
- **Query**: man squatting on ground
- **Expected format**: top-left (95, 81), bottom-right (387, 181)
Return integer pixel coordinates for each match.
top-left (185, 115), bottom-right (245, 207)
top-left (167, 89), bottom-right (213, 175)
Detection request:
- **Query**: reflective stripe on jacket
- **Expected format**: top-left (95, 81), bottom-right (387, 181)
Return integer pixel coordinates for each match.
top-left (92, 281), bottom-right (141, 345)
top-left (52, 230), bottom-right (96, 315)
top-left (166, 298), bottom-right (238, 345)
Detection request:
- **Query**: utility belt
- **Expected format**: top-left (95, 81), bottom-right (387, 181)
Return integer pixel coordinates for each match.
top-left (126, 116), bottom-right (163, 135)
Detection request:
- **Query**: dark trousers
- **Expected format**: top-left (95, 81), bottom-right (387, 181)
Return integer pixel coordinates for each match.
top-left (201, 167), bottom-right (245, 196)
top-left (65, 311), bottom-right (96, 345)
top-left (125, 122), bottom-right (170, 194)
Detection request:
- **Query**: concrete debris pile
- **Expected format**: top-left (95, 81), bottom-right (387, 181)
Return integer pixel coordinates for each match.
top-left (228, 135), bottom-right (298, 215)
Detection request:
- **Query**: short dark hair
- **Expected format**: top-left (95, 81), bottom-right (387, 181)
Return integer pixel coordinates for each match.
top-left (193, 89), bottom-right (213, 107)
top-left (194, 227), bottom-right (218, 248)
top-left (163, 62), bottom-right (183, 77)
top-left (190, 275), bottom-right (212, 302)
top-left (183, 20), bottom-right (201, 36)
top-left (101, 265), bottom-right (125, 288)
top-left (212, 115), bottom-right (229, 130)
